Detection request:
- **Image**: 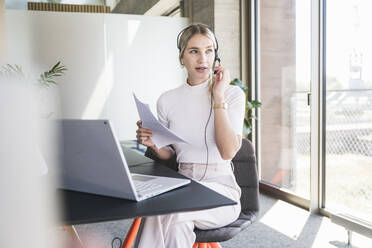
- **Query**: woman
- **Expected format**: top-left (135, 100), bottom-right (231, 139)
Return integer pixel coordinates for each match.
top-left (135, 23), bottom-right (245, 248)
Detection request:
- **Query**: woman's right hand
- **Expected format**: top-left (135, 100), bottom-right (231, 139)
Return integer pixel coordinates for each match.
top-left (136, 120), bottom-right (155, 147)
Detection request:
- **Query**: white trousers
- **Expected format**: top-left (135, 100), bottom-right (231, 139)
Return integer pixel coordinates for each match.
top-left (137, 162), bottom-right (241, 248)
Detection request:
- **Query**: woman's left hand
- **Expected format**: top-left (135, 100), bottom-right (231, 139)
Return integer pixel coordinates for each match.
top-left (212, 64), bottom-right (231, 103)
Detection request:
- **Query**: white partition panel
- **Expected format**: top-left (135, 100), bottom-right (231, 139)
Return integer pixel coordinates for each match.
top-left (6, 11), bottom-right (107, 120)
top-left (105, 14), bottom-right (188, 140)
top-left (6, 10), bottom-right (188, 140)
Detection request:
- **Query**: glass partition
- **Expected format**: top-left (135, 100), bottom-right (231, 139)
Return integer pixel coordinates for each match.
top-left (325, 0), bottom-right (372, 224)
top-left (259, 0), bottom-right (311, 198)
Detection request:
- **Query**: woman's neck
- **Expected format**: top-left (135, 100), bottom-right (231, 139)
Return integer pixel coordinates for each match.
top-left (187, 75), bottom-right (210, 86)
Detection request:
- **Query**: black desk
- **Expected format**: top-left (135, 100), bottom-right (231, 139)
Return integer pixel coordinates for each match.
top-left (60, 146), bottom-right (236, 225)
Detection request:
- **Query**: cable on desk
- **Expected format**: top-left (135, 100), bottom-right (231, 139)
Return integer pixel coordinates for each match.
top-left (111, 237), bottom-right (122, 248)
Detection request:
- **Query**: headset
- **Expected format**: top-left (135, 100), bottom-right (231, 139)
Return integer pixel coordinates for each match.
top-left (176, 25), bottom-right (221, 181)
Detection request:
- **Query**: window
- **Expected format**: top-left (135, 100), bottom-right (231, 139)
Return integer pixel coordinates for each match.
top-left (256, 0), bottom-right (372, 230)
top-left (259, 0), bottom-right (311, 199)
top-left (325, 0), bottom-right (372, 224)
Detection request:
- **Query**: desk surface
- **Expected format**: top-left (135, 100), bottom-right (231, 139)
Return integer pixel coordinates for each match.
top-left (60, 146), bottom-right (236, 225)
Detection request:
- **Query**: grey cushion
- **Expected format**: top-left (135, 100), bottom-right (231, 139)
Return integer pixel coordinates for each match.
top-left (144, 138), bottom-right (259, 243)
top-left (194, 211), bottom-right (257, 242)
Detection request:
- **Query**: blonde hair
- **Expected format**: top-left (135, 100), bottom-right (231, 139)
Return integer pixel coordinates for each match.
top-left (177, 23), bottom-right (217, 65)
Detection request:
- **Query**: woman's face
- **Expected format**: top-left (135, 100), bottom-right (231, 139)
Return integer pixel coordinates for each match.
top-left (181, 34), bottom-right (215, 84)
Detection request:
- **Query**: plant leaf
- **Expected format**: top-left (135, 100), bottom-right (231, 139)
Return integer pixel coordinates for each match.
top-left (38, 61), bottom-right (67, 86)
top-left (229, 78), bottom-right (248, 92)
top-left (51, 61), bottom-right (61, 71)
top-left (251, 100), bottom-right (262, 108)
top-left (230, 78), bottom-right (240, 85)
top-left (244, 118), bottom-right (250, 128)
top-left (243, 125), bottom-right (251, 135)
top-left (246, 101), bottom-right (253, 109)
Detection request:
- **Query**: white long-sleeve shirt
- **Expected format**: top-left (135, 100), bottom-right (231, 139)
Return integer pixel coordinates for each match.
top-left (157, 80), bottom-right (245, 163)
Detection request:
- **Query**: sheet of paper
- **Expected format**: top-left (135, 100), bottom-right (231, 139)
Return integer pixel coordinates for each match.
top-left (133, 93), bottom-right (188, 148)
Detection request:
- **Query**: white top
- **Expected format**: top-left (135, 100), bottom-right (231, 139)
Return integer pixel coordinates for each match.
top-left (157, 80), bottom-right (245, 163)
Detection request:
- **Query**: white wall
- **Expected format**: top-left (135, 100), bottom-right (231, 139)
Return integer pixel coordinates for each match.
top-left (5, 10), bottom-right (188, 140)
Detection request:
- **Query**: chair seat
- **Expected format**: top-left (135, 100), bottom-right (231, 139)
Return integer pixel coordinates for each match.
top-left (194, 211), bottom-right (258, 243)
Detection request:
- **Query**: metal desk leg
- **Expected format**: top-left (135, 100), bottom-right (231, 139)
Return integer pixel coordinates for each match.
top-left (122, 218), bottom-right (142, 248)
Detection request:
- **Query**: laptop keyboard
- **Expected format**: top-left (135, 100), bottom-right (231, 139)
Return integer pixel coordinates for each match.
top-left (134, 181), bottom-right (163, 194)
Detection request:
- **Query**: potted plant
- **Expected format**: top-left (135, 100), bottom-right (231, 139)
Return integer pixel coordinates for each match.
top-left (230, 78), bottom-right (261, 136)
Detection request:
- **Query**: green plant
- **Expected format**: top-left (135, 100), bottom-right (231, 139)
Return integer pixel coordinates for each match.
top-left (0, 64), bottom-right (24, 78)
top-left (230, 78), bottom-right (262, 136)
top-left (0, 61), bottom-right (67, 87)
top-left (38, 61), bottom-right (67, 87)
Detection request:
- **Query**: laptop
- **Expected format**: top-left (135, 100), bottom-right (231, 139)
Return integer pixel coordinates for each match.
top-left (59, 119), bottom-right (190, 201)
